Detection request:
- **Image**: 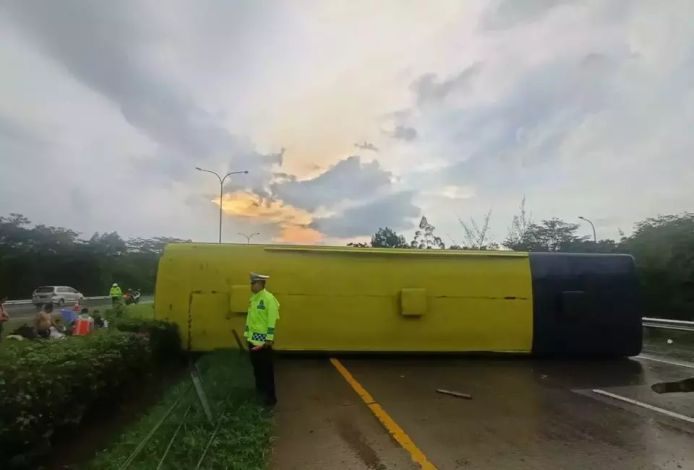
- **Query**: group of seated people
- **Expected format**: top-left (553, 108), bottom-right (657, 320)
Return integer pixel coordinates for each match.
top-left (7, 302), bottom-right (104, 340)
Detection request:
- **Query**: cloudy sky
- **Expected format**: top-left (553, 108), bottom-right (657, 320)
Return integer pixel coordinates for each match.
top-left (1, 0), bottom-right (692, 245)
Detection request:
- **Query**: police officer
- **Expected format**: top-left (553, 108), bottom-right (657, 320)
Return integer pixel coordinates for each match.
top-left (109, 283), bottom-right (123, 306)
top-left (245, 272), bottom-right (280, 406)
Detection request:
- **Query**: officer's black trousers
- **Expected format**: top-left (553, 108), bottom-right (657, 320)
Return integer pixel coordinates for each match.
top-left (248, 344), bottom-right (277, 405)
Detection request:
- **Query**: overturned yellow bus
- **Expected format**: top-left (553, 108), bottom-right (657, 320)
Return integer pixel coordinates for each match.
top-left (153, 243), bottom-right (641, 356)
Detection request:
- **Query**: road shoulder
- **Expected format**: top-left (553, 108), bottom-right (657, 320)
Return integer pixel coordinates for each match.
top-left (271, 356), bottom-right (417, 470)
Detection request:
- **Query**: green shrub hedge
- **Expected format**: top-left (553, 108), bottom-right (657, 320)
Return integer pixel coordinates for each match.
top-left (0, 332), bottom-right (149, 466)
top-left (0, 318), bottom-right (182, 467)
top-left (112, 318), bottom-right (182, 363)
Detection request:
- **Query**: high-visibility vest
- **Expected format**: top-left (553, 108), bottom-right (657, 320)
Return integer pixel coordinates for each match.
top-left (110, 286), bottom-right (122, 297)
top-left (244, 289), bottom-right (280, 346)
top-left (74, 316), bottom-right (94, 336)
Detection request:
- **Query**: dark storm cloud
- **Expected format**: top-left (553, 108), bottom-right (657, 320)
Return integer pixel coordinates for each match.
top-left (385, 63), bottom-right (482, 147)
top-left (481, 0), bottom-right (572, 30)
top-left (271, 156), bottom-right (392, 211)
top-left (481, 0), bottom-right (632, 32)
top-left (354, 141), bottom-right (379, 152)
top-left (310, 191), bottom-right (420, 238)
top-left (5, 0), bottom-right (688, 246)
top-left (390, 125), bottom-right (418, 141)
top-left (411, 62), bottom-right (483, 107)
top-left (0, 113), bottom-right (49, 151)
top-left (0, 114), bottom-right (53, 175)
top-left (4, 0), bottom-right (273, 185)
top-left (403, 52), bottom-right (622, 175)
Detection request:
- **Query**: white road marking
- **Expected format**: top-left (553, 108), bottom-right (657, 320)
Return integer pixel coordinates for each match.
top-left (637, 354), bottom-right (694, 370)
top-left (592, 389), bottom-right (694, 425)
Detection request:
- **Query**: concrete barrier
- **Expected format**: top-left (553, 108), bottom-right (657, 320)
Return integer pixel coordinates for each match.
top-left (4, 296), bottom-right (110, 306)
top-left (643, 317), bottom-right (694, 332)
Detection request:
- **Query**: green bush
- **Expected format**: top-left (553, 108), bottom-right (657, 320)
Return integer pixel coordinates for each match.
top-left (122, 303), bottom-right (155, 320)
top-left (112, 318), bottom-right (182, 364)
top-left (0, 331), bottom-right (150, 466)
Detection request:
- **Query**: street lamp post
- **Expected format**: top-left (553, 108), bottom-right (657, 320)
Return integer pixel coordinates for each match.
top-left (195, 167), bottom-right (248, 243)
top-left (578, 216), bottom-right (597, 243)
top-left (238, 232), bottom-right (260, 244)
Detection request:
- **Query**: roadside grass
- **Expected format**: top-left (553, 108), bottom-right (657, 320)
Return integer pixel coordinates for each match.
top-left (87, 350), bottom-right (272, 470)
top-left (120, 302), bottom-right (155, 320)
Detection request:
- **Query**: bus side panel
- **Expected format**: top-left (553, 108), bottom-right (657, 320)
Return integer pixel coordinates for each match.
top-left (156, 244), bottom-right (534, 353)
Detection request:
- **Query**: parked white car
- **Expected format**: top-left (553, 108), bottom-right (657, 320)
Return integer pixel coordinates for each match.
top-left (32, 286), bottom-right (84, 308)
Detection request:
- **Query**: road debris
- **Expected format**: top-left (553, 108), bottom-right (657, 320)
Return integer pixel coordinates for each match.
top-left (436, 388), bottom-right (472, 399)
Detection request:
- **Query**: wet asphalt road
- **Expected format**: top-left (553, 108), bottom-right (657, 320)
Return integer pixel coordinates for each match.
top-left (272, 348), bottom-right (694, 470)
top-left (644, 328), bottom-right (694, 364)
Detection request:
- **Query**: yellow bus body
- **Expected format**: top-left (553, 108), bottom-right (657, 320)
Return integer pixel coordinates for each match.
top-left (154, 244), bottom-right (533, 353)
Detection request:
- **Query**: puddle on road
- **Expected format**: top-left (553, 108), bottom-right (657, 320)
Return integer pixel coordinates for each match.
top-left (652, 377), bottom-right (694, 394)
top-left (336, 414), bottom-right (386, 470)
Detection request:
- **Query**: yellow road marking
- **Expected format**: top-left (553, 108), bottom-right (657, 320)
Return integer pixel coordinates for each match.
top-left (329, 358), bottom-right (438, 470)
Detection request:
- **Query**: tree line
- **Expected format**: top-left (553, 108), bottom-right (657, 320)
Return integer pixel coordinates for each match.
top-left (0, 213), bottom-right (189, 298)
top-left (352, 205), bottom-right (694, 320)
top-left (2, 208), bottom-right (692, 319)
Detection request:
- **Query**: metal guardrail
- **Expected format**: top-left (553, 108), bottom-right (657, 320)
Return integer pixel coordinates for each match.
top-left (643, 317), bottom-right (694, 332)
top-left (5, 296), bottom-right (110, 306)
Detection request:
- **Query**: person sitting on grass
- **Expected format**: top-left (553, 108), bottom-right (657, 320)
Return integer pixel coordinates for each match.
top-left (7, 324), bottom-right (36, 340)
top-left (35, 302), bottom-right (57, 339)
top-left (49, 316), bottom-right (66, 340)
top-left (91, 310), bottom-right (107, 328)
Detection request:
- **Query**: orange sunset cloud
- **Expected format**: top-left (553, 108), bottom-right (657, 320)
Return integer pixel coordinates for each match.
top-left (216, 191), bottom-right (323, 244)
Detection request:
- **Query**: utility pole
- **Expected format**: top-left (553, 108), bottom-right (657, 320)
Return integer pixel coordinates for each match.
top-left (238, 232), bottom-right (260, 244)
top-left (195, 167), bottom-right (248, 243)
top-left (578, 216), bottom-right (597, 243)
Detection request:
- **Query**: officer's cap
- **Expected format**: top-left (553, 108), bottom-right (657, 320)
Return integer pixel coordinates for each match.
top-left (250, 272), bottom-right (270, 282)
